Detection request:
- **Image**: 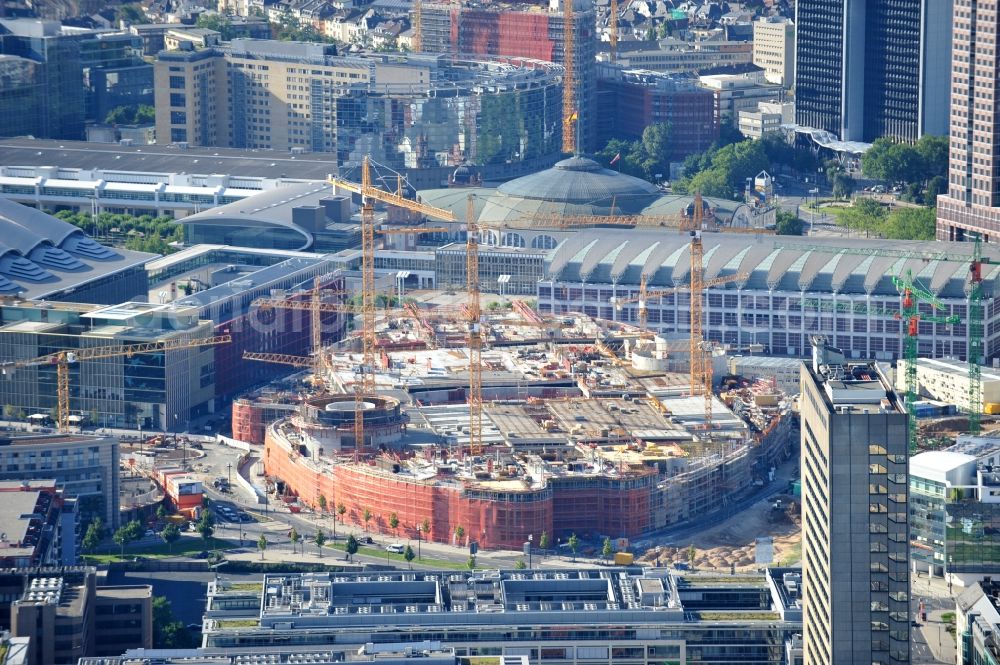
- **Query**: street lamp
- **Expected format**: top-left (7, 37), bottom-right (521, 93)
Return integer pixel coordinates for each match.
top-left (416, 524), bottom-right (422, 561)
top-left (227, 462), bottom-right (232, 489)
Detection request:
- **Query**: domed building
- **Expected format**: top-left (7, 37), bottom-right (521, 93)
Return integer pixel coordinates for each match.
top-left (418, 156), bottom-right (760, 251)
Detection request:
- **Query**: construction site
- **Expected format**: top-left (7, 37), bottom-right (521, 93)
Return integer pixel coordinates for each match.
top-left (232, 55), bottom-right (994, 551)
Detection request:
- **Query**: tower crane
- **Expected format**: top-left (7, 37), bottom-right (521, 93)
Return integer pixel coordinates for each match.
top-left (774, 238), bottom-right (988, 435)
top-left (562, 0), bottom-right (577, 153)
top-left (803, 279), bottom-right (960, 453)
top-left (466, 193), bottom-right (482, 457)
top-left (330, 156), bottom-right (457, 456)
top-left (3, 335), bottom-right (231, 432)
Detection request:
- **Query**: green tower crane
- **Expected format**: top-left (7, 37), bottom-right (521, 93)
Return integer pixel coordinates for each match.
top-left (968, 238), bottom-right (986, 434)
top-left (777, 240), bottom-right (988, 436)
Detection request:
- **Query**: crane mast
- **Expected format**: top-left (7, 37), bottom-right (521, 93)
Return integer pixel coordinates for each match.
top-left (687, 193), bottom-right (711, 426)
top-left (466, 193), bottom-right (482, 457)
top-left (562, 0), bottom-right (576, 153)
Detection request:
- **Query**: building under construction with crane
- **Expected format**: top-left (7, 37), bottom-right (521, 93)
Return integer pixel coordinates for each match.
top-left (254, 303), bottom-right (795, 548)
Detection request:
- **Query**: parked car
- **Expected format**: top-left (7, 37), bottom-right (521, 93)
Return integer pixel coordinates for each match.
top-left (385, 544), bottom-right (405, 554)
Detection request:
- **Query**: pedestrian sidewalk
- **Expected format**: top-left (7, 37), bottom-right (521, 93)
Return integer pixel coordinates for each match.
top-left (920, 608), bottom-right (957, 664)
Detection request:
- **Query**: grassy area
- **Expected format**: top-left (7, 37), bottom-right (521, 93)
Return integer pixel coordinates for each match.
top-left (681, 576), bottom-right (766, 586)
top-left (83, 536), bottom-right (237, 563)
top-left (216, 619), bottom-right (260, 629)
top-left (803, 201), bottom-right (850, 221)
top-left (695, 611), bottom-right (780, 621)
top-left (225, 582), bottom-right (263, 593)
top-left (324, 542), bottom-right (472, 570)
top-left (942, 611), bottom-right (957, 637)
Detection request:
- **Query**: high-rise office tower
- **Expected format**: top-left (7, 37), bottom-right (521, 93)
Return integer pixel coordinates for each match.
top-left (794, 0), bottom-right (951, 142)
top-left (800, 338), bottom-right (910, 664)
top-left (937, 0), bottom-right (1000, 242)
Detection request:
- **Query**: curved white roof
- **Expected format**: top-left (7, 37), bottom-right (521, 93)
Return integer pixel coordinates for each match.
top-left (545, 231), bottom-right (1000, 298)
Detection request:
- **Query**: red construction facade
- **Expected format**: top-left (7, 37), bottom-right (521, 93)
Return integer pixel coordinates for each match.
top-left (264, 424), bottom-right (656, 549)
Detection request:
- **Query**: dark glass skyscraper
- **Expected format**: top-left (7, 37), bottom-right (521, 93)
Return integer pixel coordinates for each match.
top-left (0, 20), bottom-right (151, 139)
top-left (794, 0), bottom-right (952, 142)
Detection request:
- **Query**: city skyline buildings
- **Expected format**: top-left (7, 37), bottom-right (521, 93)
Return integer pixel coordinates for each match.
top-left (794, 0), bottom-right (952, 143)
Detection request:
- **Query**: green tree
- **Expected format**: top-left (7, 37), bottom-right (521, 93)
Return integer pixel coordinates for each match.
top-left (601, 536), bottom-right (614, 562)
top-left (337, 502), bottom-right (347, 522)
top-left (113, 526), bottom-right (130, 560)
top-left (538, 531), bottom-right (550, 550)
top-left (317, 494), bottom-right (327, 513)
top-left (118, 4), bottom-right (146, 24)
top-left (152, 596), bottom-right (195, 648)
top-left (454, 525), bottom-right (465, 543)
top-left (883, 207), bottom-right (936, 240)
top-left (160, 523), bottom-right (180, 553)
top-left (156, 504), bottom-right (168, 521)
top-left (196, 13), bottom-right (237, 39)
top-left (421, 517), bottom-right (431, 538)
top-left (861, 137), bottom-right (895, 181)
top-left (134, 104), bottom-right (155, 124)
top-left (638, 122), bottom-right (671, 180)
top-left (196, 512), bottom-right (214, 547)
top-left (467, 555), bottom-right (476, 570)
top-left (567, 533), bottom-right (580, 562)
top-left (257, 534), bottom-right (268, 560)
top-left (687, 543), bottom-right (697, 566)
top-left (840, 198), bottom-right (887, 236)
top-left (915, 134), bottom-right (949, 181)
top-left (345, 534), bottom-right (359, 561)
top-left (290, 527), bottom-right (301, 554)
top-left (679, 139), bottom-right (769, 199)
top-left (82, 517), bottom-right (105, 553)
top-left (831, 171), bottom-right (856, 200)
top-left (775, 210), bottom-right (804, 236)
top-left (862, 138), bottom-right (926, 184)
top-left (105, 106), bottom-right (135, 125)
top-left (404, 544), bottom-right (415, 569)
top-left (314, 529), bottom-right (327, 557)
top-left (924, 175), bottom-right (946, 206)
top-left (362, 508), bottom-right (373, 532)
top-left (514, 559), bottom-right (527, 569)
top-left (388, 512), bottom-right (399, 536)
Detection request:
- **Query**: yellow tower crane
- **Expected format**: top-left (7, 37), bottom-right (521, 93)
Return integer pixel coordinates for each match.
top-left (3, 335), bottom-right (231, 432)
top-left (562, 0), bottom-right (577, 153)
top-left (466, 193), bottom-right (483, 457)
top-left (330, 157), bottom-right (458, 455)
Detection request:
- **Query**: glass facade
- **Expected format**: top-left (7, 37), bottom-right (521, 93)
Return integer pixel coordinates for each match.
top-left (946, 502), bottom-right (1000, 574)
top-left (862, 0), bottom-right (922, 141)
top-left (184, 222), bottom-right (310, 250)
top-left (80, 35), bottom-right (151, 123)
top-left (794, 0), bottom-right (941, 142)
top-left (793, 0), bottom-right (845, 136)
